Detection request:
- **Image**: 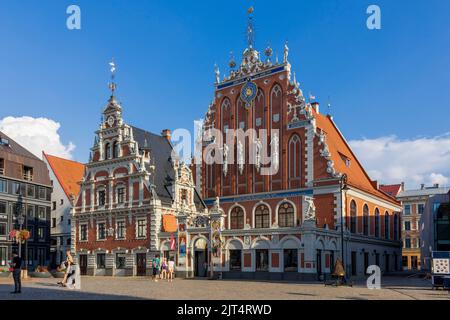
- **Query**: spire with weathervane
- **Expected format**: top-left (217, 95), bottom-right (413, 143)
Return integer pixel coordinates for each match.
top-left (103, 58), bottom-right (122, 127)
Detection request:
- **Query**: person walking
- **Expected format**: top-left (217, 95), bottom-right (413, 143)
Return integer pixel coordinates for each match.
top-left (168, 257), bottom-right (175, 282)
top-left (10, 252), bottom-right (22, 294)
top-left (151, 255), bottom-right (160, 282)
top-left (58, 249), bottom-right (74, 287)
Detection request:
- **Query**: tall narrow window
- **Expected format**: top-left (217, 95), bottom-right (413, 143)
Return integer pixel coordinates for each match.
top-left (278, 202), bottom-right (295, 227)
top-left (363, 204), bottom-right (369, 236)
top-left (374, 208), bottom-right (380, 237)
top-left (350, 200), bottom-right (357, 233)
top-left (97, 222), bottom-right (106, 240)
top-left (113, 141), bottom-right (119, 158)
top-left (105, 143), bottom-right (111, 159)
top-left (116, 221), bottom-right (126, 239)
top-left (79, 224), bottom-right (87, 241)
top-left (117, 186), bottom-right (125, 204)
top-left (270, 84), bottom-right (282, 191)
top-left (394, 213), bottom-right (399, 240)
top-left (98, 189), bottom-right (106, 206)
top-left (230, 207), bottom-right (245, 229)
top-left (288, 135), bottom-right (301, 188)
top-left (384, 212), bottom-right (390, 239)
top-left (255, 204), bottom-right (270, 228)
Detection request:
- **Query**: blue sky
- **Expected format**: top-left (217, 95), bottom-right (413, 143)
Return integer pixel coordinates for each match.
top-left (0, 0), bottom-right (449, 188)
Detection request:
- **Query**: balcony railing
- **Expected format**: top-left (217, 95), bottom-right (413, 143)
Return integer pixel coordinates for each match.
top-left (23, 173), bottom-right (33, 181)
top-left (0, 168), bottom-right (4, 175)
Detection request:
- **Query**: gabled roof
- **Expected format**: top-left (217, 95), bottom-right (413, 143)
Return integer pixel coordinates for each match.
top-left (131, 126), bottom-right (205, 209)
top-left (43, 152), bottom-right (85, 201)
top-left (313, 111), bottom-right (400, 206)
top-left (0, 130), bottom-right (40, 160)
top-left (379, 184), bottom-right (403, 198)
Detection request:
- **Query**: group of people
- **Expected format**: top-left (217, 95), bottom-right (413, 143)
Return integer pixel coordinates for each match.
top-left (151, 255), bottom-right (175, 282)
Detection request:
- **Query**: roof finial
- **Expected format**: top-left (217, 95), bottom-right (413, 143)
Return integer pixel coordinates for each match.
top-left (214, 63), bottom-right (220, 84)
top-left (108, 58), bottom-right (117, 96)
top-left (283, 41), bottom-right (289, 63)
top-left (246, 6), bottom-right (255, 48)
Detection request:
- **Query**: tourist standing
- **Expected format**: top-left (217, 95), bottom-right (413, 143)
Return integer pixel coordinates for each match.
top-left (10, 252), bottom-right (22, 294)
top-left (152, 255), bottom-right (160, 282)
top-left (168, 257), bottom-right (175, 282)
top-left (160, 257), bottom-right (168, 280)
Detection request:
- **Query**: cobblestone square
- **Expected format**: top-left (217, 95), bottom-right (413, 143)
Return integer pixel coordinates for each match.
top-left (1, 276), bottom-right (449, 300)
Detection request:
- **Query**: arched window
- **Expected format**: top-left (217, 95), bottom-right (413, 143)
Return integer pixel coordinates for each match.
top-left (374, 208), bottom-right (380, 237)
top-left (270, 84), bottom-right (282, 191)
top-left (230, 207), bottom-right (245, 229)
top-left (105, 142), bottom-right (111, 160)
top-left (288, 135), bottom-right (301, 188)
top-left (384, 211), bottom-right (390, 239)
top-left (278, 202), bottom-right (295, 227)
top-left (350, 200), bottom-right (357, 233)
top-left (363, 204), bottom-right (369, 236)
top-left (255, 204), bottom-right (270, 228)
top-left (113, 141), bottom-right (119, 158)
top-left (270, 85), bottom-right (282, 114)
top-left (393, 213), bottom-right (399, 240)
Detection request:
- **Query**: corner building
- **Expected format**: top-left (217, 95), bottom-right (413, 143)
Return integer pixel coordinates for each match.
top-left (196, 35), bottom-right (403, 280)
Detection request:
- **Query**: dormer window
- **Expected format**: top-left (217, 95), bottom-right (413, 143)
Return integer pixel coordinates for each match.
top-left (23, 166), bottom-right (33, 181)
top-left (339, 152), bottom-right (351, 167)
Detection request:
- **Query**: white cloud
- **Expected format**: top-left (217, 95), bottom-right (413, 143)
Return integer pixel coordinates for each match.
top-left (0, 116), bottom-right (75, 159)
top-left (349, 133), bottom-right (450, 189)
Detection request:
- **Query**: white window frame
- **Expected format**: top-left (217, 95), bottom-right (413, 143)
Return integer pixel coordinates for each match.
top-left (79, 223), bottom-right (88, 242)
top-left (115, 220), bottom-right (126, 240)
top-left (135, 218), bottom-right (147, 239)
top-left (96, 221), bottom-right (107, 241)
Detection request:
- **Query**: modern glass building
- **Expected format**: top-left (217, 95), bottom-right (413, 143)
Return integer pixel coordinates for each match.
top-left (420, 191), bottom-right (450, 271)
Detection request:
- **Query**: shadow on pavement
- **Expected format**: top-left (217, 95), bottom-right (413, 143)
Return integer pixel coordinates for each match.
top-left (0, 283), bottom-right (148, 300)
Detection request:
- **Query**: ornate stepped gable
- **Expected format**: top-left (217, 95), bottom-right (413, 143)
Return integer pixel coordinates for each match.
top-left (74, 93), bottom-right (205, 213)
top-left (199, 36), bottom-right (399, 207)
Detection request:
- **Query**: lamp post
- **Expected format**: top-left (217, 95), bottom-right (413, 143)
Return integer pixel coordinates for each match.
top-left (17, 214), bottom-right (24, 258)
top-left (339, 174), bottom-right (348, 275)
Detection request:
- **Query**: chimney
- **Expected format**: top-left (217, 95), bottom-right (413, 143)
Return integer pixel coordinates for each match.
top-left (311, 102), bottom-right (320, 113)
top-left (371, 180), bottom-right (379, 189)
top-left (434, 183), bottom-right (439, 188)
top-left (401, 182), bottom-right (405, 192)
top-left (161, 129), bottom-right (171, 142)
top-left (421, 184), bottom-right (425, 190)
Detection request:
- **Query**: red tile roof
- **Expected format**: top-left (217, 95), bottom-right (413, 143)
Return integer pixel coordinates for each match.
top-left (379, 184), bottom-right (403, 198)
top-left (313, 111), bottom-right (400, 206)
top-left (43, 152), bottom-right (85, 201)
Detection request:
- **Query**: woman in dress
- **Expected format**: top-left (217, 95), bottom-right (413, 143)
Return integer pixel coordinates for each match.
top-left (160, 257), bottom-right (168, 280)
top-left (167, 257), bottom-right (175, 282)
top-left (58, 250), bottom-right (74, 287)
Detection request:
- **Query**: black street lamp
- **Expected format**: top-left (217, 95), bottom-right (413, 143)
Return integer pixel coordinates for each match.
top-left (339, 174), bottom-right (349, 274)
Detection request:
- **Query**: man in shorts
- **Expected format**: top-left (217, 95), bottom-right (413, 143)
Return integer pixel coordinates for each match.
top-left (151, 255), bottom-right (160, 282)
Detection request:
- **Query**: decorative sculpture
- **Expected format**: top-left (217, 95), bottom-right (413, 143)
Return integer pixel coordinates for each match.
top-left (237, 140), bottom-right (244, 174)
